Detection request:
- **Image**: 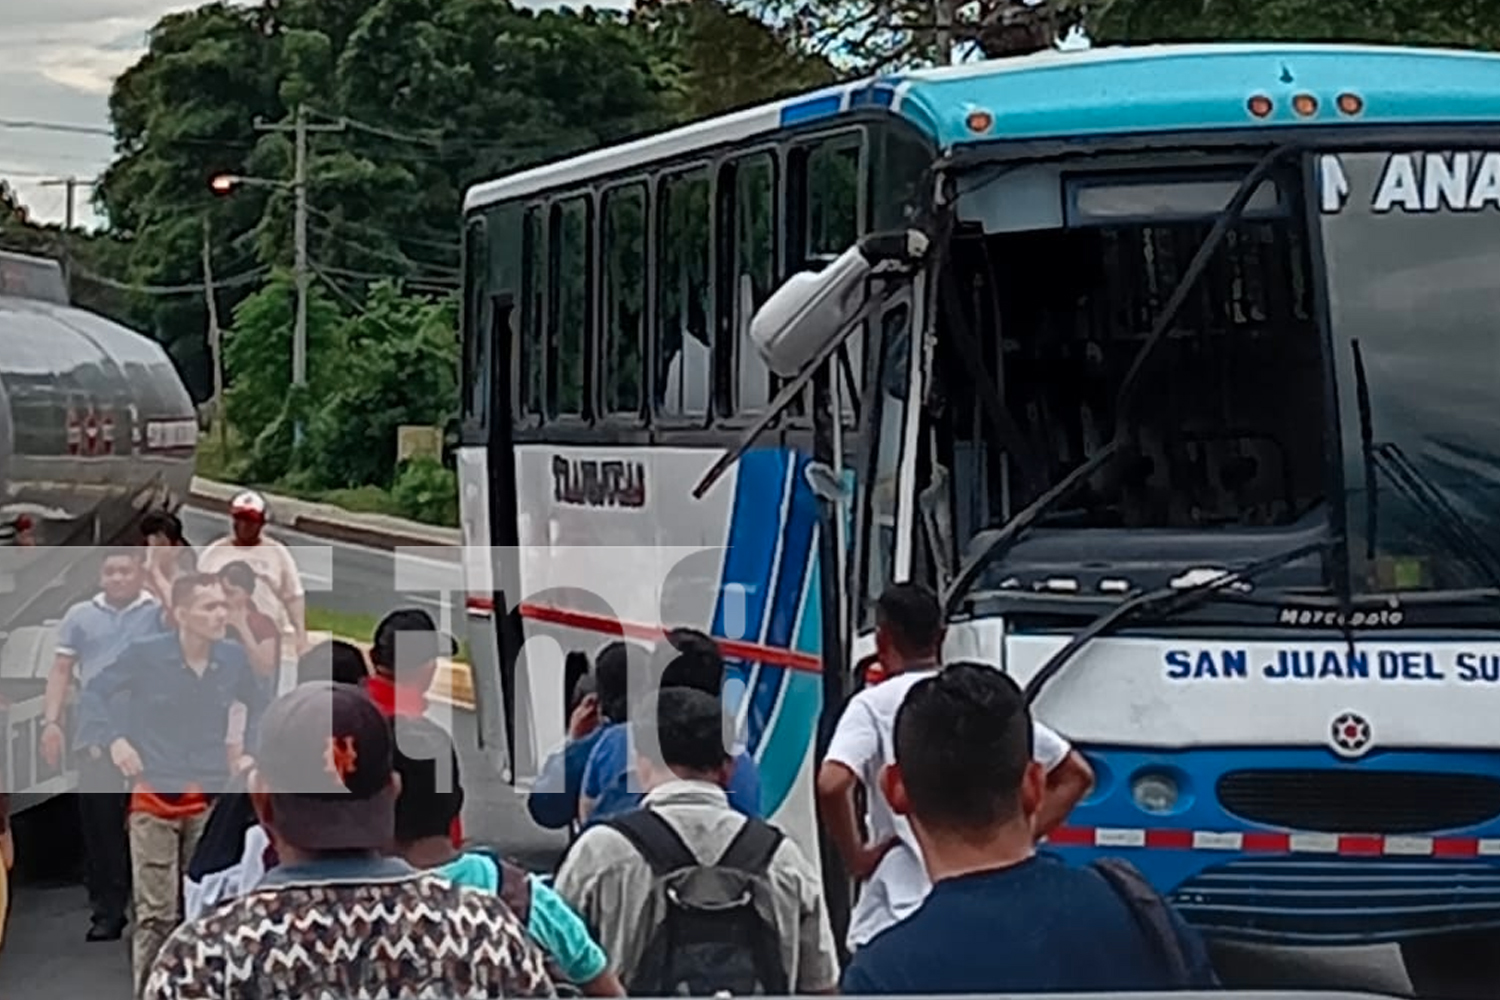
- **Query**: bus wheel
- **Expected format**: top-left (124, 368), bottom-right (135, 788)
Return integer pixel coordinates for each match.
top-left (1402, 930), bottom-right (1500, 999)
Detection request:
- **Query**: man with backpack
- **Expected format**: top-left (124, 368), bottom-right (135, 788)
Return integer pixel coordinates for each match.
top-left (840, 662), bottom-right (1219, 994)
top-left (554, 686), bottom-right (839, 996)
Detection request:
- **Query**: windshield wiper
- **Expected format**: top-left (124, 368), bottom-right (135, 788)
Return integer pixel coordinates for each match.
top-left (942, 143), bottom-right (1297, 618)
top-left (1021, 540), bottom-right (1326, 708)
top-left (1350, 338), bottom-right (1500, 591)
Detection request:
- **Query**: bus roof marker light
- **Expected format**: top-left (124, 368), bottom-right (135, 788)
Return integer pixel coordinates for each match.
top-left (1247, 95), bottom-right (1273, 119)
top-left (965, 108), bottom-right (994, 134)
top-left (1337, 92), bottom-right (1364, 116)
top-left (1292, 93), bottom-right (1318, 117)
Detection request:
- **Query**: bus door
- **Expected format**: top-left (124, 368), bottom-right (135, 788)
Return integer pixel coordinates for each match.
top-left (459, 212), bottom-right (524, 780)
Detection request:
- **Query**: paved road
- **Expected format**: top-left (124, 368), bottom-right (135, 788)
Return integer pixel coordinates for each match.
top-left (0, 508), bottom-right (1420, 997)
top-left (0, 508), bottom-right (566, 997)
top-left (177, 506), bottom-right (464, 634)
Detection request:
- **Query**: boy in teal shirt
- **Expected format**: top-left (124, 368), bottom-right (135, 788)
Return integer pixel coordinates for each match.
top-left (390, 716), bottom-right (623, 997)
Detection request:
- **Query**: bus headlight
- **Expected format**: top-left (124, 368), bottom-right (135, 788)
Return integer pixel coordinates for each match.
top-left (1131, 773), bottom-right (1179, 814)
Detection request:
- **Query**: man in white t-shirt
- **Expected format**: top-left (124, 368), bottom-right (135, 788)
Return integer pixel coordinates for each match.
top-left (198, 491), bottom-right (307, 657)
top-left (817, 582), bottom-right (1096, 953)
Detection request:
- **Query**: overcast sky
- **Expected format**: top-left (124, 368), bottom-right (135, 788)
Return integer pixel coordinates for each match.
top-left (0, 1), bottom-right (203, 229)
top-left (0, 0), bottom-right (628, 232)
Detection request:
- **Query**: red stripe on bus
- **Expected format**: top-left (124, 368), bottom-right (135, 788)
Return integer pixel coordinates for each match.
top-left (516, 602), bottom-right (824, 674)
top-left (1241, 831), bottom-right (1292, 853)
top-left (1048, 826), bottom-right (1499, 858)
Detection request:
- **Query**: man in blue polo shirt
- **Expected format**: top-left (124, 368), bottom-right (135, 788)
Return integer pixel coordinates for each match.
top-left (577, 629), bottom-right (761, 827)
top-left (40, 545), bottom-right (166, 942)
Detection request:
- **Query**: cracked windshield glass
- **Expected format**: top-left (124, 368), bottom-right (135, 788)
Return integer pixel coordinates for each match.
top-left (3, 1), bottom-right (1500, 998)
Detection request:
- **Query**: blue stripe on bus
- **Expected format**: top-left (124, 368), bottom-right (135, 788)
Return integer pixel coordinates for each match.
top-left (756, 548), bottom-right (827, 815)
top-left (780, 93), bottom-right (844, 127)
top-left (748, 452), bottom-right (818, 751)
top-left (713, 448), bottom-right (786, 738)
top-left (848, 83), bottom-right (897, 109)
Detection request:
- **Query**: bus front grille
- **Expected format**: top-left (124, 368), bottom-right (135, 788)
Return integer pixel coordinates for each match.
top-left (1171, 856), bottom-right (1500, 944)
top-left (1217, 769), bottom-right (1500, 834)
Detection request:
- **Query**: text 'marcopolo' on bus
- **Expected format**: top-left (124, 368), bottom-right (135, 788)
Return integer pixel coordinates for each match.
top-left (455, 42), bottom-right (1500, 995)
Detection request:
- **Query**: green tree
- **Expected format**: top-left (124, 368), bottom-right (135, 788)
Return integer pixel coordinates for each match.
top-left (302, 281), bottom-right (459, 489)
top-left (636, 0), bottom-right (838, 119)
top-left (221, 269), bottom-right (343, 479)
top-left (1089, 0), bottom-right (1500, 47)
top-left (96, 2), bottom-right (284, 397)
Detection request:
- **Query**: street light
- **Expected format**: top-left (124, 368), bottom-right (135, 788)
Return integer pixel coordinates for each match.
top-left (209, 173), bottom-right (288, 194)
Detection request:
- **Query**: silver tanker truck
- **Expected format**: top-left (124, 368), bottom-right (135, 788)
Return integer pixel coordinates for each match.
top-left (0, 251), bottom-right (197, 824)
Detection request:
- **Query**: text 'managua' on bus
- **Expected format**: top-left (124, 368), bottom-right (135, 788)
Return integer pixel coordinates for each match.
top-left (457, 45), bottom-right (1500, 997)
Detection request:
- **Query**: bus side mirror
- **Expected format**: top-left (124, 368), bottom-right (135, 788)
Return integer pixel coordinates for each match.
top-left (751, 229), bottom-right (931, 378)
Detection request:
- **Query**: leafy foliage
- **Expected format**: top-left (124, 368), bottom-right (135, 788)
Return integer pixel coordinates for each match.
top-left (303, 282), bottom-right (458, 489)
top-left (221, 269), bottom-right (342, 451)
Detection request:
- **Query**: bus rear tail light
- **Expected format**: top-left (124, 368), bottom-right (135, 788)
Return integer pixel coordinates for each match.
top-left (1247, 95), bottom-right (1273, 118)
top-left (1337, 92), bottom-right (1364, 116)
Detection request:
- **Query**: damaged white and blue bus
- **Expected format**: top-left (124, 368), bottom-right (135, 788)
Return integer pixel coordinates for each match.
top-left (458, 42), bottom-right (1500, 991)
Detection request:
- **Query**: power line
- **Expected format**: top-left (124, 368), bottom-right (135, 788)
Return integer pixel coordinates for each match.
top-left (72, 265), bottom-right (269, 296)
top-left (304, 203), bottom-right (460, 253)
top-left (310, 261), bottom-right (447, 336)
top-left (309, 221), bottom-right (460, 275)
top-left (310, 108), bottom-right (444, 148)
top-left (318, 262), bottom-right (458, 291)
top-left (0, 118), bottom-right (112, 137)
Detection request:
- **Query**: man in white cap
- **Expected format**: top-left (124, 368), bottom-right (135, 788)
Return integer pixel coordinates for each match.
top-left (199, 491), bottom-right (307, 658)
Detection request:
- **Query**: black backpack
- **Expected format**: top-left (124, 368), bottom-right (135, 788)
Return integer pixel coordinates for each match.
top-left (1091, 858), bottom-right (1214, 988)
top-left (605, 810), bottom-right (789, 997)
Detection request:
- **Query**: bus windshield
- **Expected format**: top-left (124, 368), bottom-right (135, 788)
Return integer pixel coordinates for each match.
top-left (1321, 148), bottom-right (1500, 595)
top-left (938, 150), bottom-right (1331, 600)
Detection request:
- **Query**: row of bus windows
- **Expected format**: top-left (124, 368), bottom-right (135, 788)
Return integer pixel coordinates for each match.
top-left (491, 133), bottom-right (863, 424)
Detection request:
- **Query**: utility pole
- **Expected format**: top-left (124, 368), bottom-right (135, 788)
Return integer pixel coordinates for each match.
top-left (934, 0), bottom-right (954, 64)
top-left (39, 176), bottom-right (95, 231)
top-left (202, 217), bottom-right (225, 450)
top-left (254, 104), bottom-right (345, 443)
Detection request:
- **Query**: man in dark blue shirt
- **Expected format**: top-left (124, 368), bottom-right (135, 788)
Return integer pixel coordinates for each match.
top-left (527, 640), bottom-right (634, 831)
top-left (840, 662), bottom-right (1218, 995)
top-left (81, 572), bottom-right (267, 997)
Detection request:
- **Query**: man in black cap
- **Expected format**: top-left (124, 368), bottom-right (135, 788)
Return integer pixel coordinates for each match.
top-left (143, 683), bottom-right (556, 1000)
top-left (366, 607), bottom-right (458, 719)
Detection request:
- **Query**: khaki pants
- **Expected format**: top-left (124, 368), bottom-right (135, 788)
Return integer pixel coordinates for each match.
top-left (128, 810), bottom-right (209, 998)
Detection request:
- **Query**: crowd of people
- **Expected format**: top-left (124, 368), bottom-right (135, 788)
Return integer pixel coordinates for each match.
top-left (27, 493), bottom-right (1224, 997)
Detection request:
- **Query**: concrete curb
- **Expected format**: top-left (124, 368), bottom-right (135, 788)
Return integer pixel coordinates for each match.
top-left (190, 476), bottom-right (461, 551)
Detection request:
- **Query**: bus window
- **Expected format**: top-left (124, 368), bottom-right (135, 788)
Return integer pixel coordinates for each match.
top-left (731, 153), bottom-right (777, 413)
top-left (462, 215), bottom-right (489, 427)
top-left (802, 134), bottom-right (866, 419)
top-left (806, 136), bottom-right (861, 258)
top-left (602, 183), bottom-right (646, 417)
top-left (549, 195), bottom-right (591, 418)
top-left (519, 205), bottom-right (545, 421)
top-left (872, 126), bottom-right (933, 230)
top-left (657, 167), bottom-right (711, 418)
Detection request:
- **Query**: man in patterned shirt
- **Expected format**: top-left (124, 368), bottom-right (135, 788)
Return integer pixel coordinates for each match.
top-left (144, 682), bottom-right (557, 999)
